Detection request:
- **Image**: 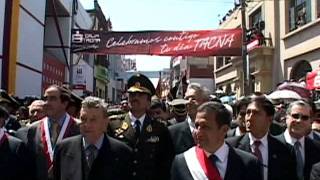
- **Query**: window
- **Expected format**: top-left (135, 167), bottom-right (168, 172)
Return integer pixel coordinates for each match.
top-left (249, 8), bottom-right (262, 29)
top-left (216, 57), bottom-right (224, 69)
top-left (289, 0), bottom-right (312, 31)
top-left (225, 57), bottom-right (232, 65)
top-left (318, 0), bottom-right (320, 18)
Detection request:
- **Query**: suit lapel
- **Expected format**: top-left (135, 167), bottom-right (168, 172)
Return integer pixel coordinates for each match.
top-left (182, 121), bottom-right (195, 146)
top-left (122, 115), bottom-right (136, 145)
top-left (267, 135), bottom-right (279, 179)
top-left (224, 145), bottom-right (242, 180)
top-left (238, 134), bottom-right (251, 152)
top-left (59, 135), bottom-right (83, 180)
top-left (89, 135), bottom-right (113, 179)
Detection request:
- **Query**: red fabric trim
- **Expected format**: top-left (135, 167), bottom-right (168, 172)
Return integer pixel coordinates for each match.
top-left (40, 120), bottom-right (52, 169)
top-left (0, 133), bottom-right (8, 146)
top-left (63, 117), bottom-right (75, 138)
top-left (195, 146), bottom-right (222, 180)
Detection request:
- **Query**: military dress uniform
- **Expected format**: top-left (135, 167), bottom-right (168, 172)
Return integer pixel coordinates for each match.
top-left (108, 73), bottom-right (174, 180)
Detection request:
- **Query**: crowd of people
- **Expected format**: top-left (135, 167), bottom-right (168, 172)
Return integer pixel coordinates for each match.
top-left (1, 73), bottom-right (320, 180)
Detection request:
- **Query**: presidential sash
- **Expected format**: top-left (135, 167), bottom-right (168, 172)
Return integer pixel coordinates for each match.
top-left (184, 146), bottom-right (222, 180)
top-left (40, 114), bottom-right (74, 170)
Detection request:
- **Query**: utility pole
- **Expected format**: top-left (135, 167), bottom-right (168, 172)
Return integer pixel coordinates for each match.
top-left (69, 0), bottom-right (77, 89)
top-left (240, 0), bottom-right (250, 95)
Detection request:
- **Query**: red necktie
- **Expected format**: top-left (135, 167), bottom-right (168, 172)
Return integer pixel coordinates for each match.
top-left (209, 154), bottom-right (222, 180)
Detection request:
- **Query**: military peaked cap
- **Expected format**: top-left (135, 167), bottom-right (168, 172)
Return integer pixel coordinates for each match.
top-left (127, 73), bottom-right (155, 96)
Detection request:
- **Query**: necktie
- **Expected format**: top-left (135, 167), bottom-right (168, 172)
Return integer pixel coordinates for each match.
top-left (87, 144), bottom-right (97, 168)
top-left (51, 122), bottom-right (60, 145)
top-left (134, 120), bottom-right (141, 138)
top-left (208, 154), bottom-right (222, 180)
top-left (253, 140), bottom-right (263, 162)
top-left (294, 141), bottom-right (304, 180)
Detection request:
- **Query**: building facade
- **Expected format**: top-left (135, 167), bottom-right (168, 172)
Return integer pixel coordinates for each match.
top-left (215, 0), bottom-right (320, 97)
top-left (171, 56), bottom-right (215, 95)
top-left (0, 0), bottom-right (95, 98)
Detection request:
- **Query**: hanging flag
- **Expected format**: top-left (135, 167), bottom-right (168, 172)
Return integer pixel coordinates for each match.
top-left (155, 71), bottom-right (162, 98)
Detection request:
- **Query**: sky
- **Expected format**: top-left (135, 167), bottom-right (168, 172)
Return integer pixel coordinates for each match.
top-left (79, 0), bottom-right (235, 71)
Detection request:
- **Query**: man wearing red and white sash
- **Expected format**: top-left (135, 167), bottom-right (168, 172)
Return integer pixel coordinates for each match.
top-left (0, 106), bottom-right (35, 180)
top-left (171, 102), bottom-right (262, 180)
top-left (16, 85), bottom-right (80, 180)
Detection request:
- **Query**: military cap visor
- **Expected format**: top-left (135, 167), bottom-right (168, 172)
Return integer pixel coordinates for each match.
top-left (127, 83), bottom-right (152, 95)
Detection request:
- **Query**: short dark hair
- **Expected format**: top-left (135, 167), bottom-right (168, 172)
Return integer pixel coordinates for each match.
top-left (235, 96), bottom-right (251, 115)
top-left (197, 101), bottom-right (231, 127)
top-left (150, 99), bottom-right (167, 112)
top-left (47, 85), bottom-right (71, 103)
top-left (249, 95), bottom-right (275, 117)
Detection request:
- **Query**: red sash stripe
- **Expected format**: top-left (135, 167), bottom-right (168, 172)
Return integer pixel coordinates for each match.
top-left (63, 117), bottom-right (74, 138)
top-left (195, 146), bottom-right (222, 180)
top-left (40, 120), bottom-right (53, 169)
top-left (0, 133), bottom-right (8, 146)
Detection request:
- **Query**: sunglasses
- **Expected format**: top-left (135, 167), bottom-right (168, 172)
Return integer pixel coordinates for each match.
top-left (290, 113), bottom-right (310, 121)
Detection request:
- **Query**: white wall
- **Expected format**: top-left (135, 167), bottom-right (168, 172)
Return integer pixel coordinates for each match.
top-left (20, 0), bottom-right (46, 24)
top-left (0, 0), bottom-right (5, 86)
top-left (18, 9), bottom-right (44, 70)
top-left (15, 0), bottom-right (46, 96)
top-left (0, 0), bottom-right (5, 55)
top-left (16, 66), bottom-right (42, 96)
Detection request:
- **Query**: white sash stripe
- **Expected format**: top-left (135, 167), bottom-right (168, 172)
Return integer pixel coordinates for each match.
top-left (43, 114), bottom-right (70, 161)
top-left (184, 147), bottom-right (208, 180)
top-left (0, 128), bottom-right (4, 141)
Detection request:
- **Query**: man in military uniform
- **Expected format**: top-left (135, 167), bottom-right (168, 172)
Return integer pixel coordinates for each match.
top-left (167, 98), bottom-right (189, 124)
top-left (108, 73), bottom-right (174, 180)
top-left (0, 89), bottom-right (21, 132)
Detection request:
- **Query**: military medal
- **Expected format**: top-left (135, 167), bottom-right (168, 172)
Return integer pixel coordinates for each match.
top-left (146, 124), bottom-right (152, 132)
top-left (121, 122), bottom-right (129, 130)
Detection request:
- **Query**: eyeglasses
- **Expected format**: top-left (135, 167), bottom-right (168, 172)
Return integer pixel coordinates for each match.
top-left (290, 113), bottom-right (310, 121)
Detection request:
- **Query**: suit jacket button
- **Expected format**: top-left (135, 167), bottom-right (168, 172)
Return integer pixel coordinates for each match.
top-left (134, 148), bottom-right (138, 152)
top-left (133, 160), bottom-right (138, 164)
top-left (132, 172), bottom-right (137, 176)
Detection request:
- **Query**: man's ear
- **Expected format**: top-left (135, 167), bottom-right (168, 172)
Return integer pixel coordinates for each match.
top-left (221, 124), bottom-right (229, 133)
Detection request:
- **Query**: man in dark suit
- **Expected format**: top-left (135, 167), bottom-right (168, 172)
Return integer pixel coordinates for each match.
top-left (169, 83), bottom-right (210, 154)
top-left (171, 102), bottom-right (262, 180)
top-left (310, 162), bottom-right (320, 180)
top-left (16, 85), bottom-right (80, 180)
top-left (108, 73), bottom-right (174, 180)
top-left (0, 106), bottom-right (35, 180)
top-left (54, 96), bottom-right (132, 180)
top-left (226, 97), bottom-right (250, 138)
top-left (227, 95), bottom-right (298, 180)
top-left (276, 100), bottom-right (320, 180)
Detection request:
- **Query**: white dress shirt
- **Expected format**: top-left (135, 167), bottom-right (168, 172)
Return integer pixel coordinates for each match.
top-left (129, 112), bottom-right (146, 131)
top-left (249, 133), bottom-right (268, 180)
top-left (205, 142), bottom-right (229, 179)
top-left (187, 115), bottom-right (195, 133)
top-left (284, 129), bottom-right (305, 164)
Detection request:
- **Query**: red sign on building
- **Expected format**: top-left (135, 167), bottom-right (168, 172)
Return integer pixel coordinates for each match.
top-left (42, 53), bottom-right (66, 93)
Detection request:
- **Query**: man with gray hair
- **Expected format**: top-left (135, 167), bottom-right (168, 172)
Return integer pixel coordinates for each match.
top-left (169, 83), bottom-right (210, 154)
top-left (53, 96), bottom-right (132, 180)
top-left (276, 100), bottom-right (320, 180)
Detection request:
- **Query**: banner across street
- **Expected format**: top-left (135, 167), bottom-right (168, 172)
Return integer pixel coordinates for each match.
top-left (71, 28), bottom-right (242, 56)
